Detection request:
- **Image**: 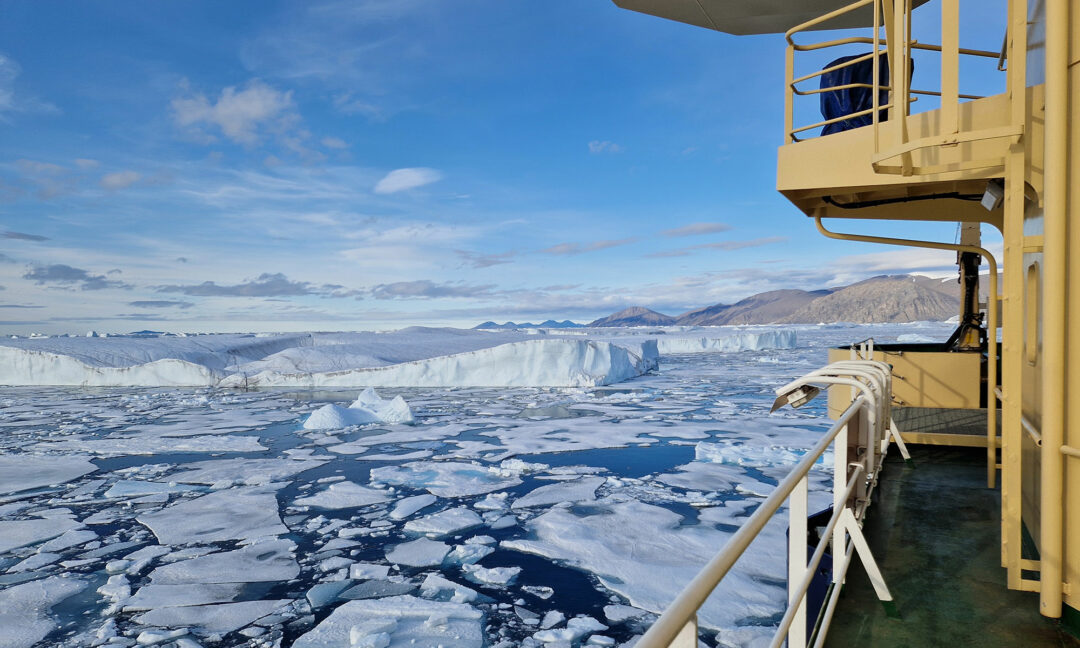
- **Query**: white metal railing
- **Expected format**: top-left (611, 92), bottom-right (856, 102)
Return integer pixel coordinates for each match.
top-left (637, 360), bottom-right (900, 648)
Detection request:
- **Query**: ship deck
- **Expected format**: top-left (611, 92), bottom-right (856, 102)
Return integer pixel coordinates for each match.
top-left (823, 444), bottom-right (1079, 647)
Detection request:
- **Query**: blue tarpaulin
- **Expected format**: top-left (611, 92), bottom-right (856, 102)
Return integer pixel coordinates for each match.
top-left (819, 53), bottom-right (895, 135)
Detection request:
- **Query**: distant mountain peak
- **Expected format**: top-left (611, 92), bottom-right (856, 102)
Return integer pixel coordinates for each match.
top-left (589, 307), bottom-right (676, 327)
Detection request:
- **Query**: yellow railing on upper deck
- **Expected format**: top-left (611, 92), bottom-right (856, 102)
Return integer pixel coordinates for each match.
top-left (784, 0), bottom-right (1016, 177)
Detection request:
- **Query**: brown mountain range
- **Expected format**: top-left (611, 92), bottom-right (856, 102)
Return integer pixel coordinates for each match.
top-left (589, 274), bottom-right (966, 326)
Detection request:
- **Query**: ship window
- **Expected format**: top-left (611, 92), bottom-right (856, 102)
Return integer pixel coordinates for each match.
top-left (1026, 262), bottom-right (1040, 366)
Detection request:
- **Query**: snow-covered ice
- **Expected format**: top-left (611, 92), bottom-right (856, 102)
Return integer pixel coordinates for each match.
top-left (137, 484), bottom-right (288, 544)
top-left (0, 576), bottom-right (88, 648)
top-left (385, 538), bottom-right (451, 567)
top-left (293, 481), bottom-right (391, 510)
top-left (293, 595), bottom-right (484, 648)
top-left (0, 454), bottom-right (97, 495)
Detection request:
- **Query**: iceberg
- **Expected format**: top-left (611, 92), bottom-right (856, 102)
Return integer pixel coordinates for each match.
top-left (302, 388), bottom-right (414, 430)
top-left (654, 329), bottom-right (797, 354)
top-left (0, 328), bottom-right (658, 388)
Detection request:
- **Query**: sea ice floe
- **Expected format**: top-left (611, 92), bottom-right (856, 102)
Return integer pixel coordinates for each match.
top-left (403, 507), bottom-right (483, 538)
top-left (503, 499), bottom-right (785, 630)
top-left (0, 454), bottom-right (98, 496)
top-left (532, 615), bottom-right (608, 643)
top-left (654, 329), bottom-right (797, 354)
top-left (420, 573), bottom-right (479, 603)
top-left (147, 539), bottom-right (299, 584)
top-left (137, 485), bottom-right (287, 544)
top-left (349, 563), bottom-right (391, 580)
top-left (389, 494), bottom-right (437, 520)
top-left (103, 480), bottom-right (201, 499)
top-left (511, 476), bottom-right (605, 510)
top-left (303, 388), bottom-right (414, 430)
top-left (165, 458), bottom-right (327, 485)
top-left (292, 595), bottom-right (484, 648)
top-left (133, 599), bottom-right (290, 636)
top-left (445, 543), bottom-right (494, 566)
top-left (461, 564), bottom-right (521, 586)
top-left (0, 575), bottom-right (88, 648)
top-left (293, 481), bottom-right (391, 510)
top-left (385, 538), bottom-right (451, 568)
top-left (371, 461), bottom-right (522, 498)
top-left (124, 583), bottom-right (246, 611)
top-left (0, 517), bottom-right (84, 554)
top-left (32, 434), bottom-right (266, 457)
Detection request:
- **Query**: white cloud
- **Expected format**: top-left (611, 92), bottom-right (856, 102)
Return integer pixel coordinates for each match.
top-left (74, 158), bottom-right (100, 170)
top-left (321, 136), bottom-right (348, 149)
top-left (373, 167), bottom-right (442, 194)
top-left (588, 140), bottom-right (623, 154)
top-left (0, 53), bottom-right (58, 117)
top-left (172, 79), bottom-right (296, 146)
top-left (100, 171), bottom-right (141, 190)
top-left (661, 222), bottom-right (732, 237)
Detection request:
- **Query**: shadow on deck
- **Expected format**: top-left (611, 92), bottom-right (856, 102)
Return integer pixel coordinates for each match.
top-left (823, 445), bottom-right (1079, 647)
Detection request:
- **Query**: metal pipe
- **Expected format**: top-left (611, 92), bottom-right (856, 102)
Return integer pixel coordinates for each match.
top-left (636, 397), bottom-right (868, 647)
top-left (814, 216), bottom-right (1000, 487)
top-left (1039, 0), bottom-right (1067, 619)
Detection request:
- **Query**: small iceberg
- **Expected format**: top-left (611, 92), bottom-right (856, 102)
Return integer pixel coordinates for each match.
top-left (303, 388), bottom-right (414, 430)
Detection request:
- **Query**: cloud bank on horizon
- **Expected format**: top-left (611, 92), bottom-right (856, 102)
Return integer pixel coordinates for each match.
top-left (0, 0), bottom-right (1004, 334)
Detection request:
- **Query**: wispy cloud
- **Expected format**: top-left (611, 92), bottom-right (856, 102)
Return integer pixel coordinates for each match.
top-left (456, 250), bottom-right (516, 268)
top-left (0, 53), bottom-right (59, 117)
top-left (128, 300), bottom-right (194, 309)
top-left (588, 140), bottom-right (623, 154)
top-left (370, 280), bottom-right (496, 300)
top-left (660, 222), bottom-right (732, 237)
top-left (100, 171), bottom-right (142, 190)
top-left (373, 167), bottom-right (442, 194)
top-left (647, 236), bottom-right (787, 258)
top-left (321, 136), bottom-right (348, 149)
top-left (540, 238), bottom-right (637, 256)
top-left (157, 272), bottom-right (316, 297)
top-left (23, 264), bottom-right (130, 291)
top-left (3, 230), bottom-right (49, 242)
top-left (591, 141), bottom-right (626, 155)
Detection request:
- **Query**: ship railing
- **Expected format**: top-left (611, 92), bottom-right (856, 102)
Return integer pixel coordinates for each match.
top-left (784, 0), bottom-right (1012, 176)
top-left (637, 360), bottom-right (899, 648)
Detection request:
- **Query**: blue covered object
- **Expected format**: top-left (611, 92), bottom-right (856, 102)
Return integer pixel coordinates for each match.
top-left (819, 53), bottom-right (894, 136)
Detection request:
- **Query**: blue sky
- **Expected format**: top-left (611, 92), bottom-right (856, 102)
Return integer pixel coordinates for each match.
top-left (0, 0), bottom-right (1006, 334)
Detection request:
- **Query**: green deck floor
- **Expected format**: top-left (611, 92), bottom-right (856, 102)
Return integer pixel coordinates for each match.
top-left (823, 445), bottom-right (1079, 647)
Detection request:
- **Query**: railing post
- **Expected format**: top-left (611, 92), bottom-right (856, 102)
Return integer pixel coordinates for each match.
top-left (834, 422), bottom-right (849, 585)
top-left (785, 44), bottom-right (795, 142)
top-left (788, 476), bottom-right (809, 648)
top-left (670, 616), bottom-right (697, 648)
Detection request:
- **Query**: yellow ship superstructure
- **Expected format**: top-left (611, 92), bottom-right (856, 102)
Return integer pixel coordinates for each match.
top-left (609, 0), bottom-right (1080, 645)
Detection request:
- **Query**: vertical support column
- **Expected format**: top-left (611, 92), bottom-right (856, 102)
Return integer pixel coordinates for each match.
top-left (940, 0), bottom-right (960, 135)
top-left (1040, 0), bottom-right (1068, 620)
top-left (789, 478), bottom-right (808, 648)
top-left (1000, 0), bottom-right (1027, 585)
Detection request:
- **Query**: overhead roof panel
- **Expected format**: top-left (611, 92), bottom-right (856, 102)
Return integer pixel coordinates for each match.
top-left (612, 0), bottom-right (932, 36)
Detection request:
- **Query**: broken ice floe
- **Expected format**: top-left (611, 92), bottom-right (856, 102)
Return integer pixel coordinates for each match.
top-left (136, 484), bottom-right (287, 544)
top-left (293, 595), bottom-right (484, 648)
